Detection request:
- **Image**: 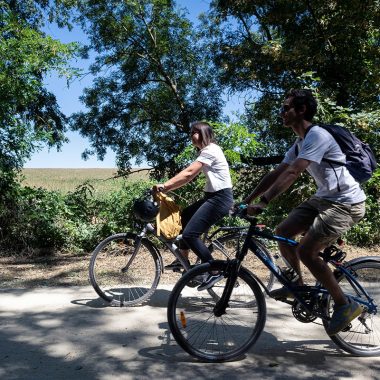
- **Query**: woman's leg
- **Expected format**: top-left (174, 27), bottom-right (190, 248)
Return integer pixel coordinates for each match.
top-left (182, 189), bottom-right (233, 263)
top-left (178, 198), bottom-right (207, 259)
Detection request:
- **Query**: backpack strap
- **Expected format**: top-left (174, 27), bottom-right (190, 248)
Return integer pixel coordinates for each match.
top-left (294, 124), bottom-right (343, 191)
top-left (295, 124), bottom-right (346, 165)
top-left (294, 125), bottom-right (314, 156)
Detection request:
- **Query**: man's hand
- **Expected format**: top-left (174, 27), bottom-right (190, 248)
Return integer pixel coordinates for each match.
top-left (233, 201), bottom-right (246, 210)
top-left (247, 202), bottom-right (266, 215)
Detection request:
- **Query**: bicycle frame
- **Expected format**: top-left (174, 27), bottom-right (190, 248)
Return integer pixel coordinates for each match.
top-left (131, 222), bottom-right (249, 274)
top-left (215, 218), bottom-right (377, 320)
top-left (131, 222), bottom-right (191, 272)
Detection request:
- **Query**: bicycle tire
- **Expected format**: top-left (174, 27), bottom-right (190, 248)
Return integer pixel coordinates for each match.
top-left (89, 232), bottom-right (161, 306)
top-left (208, 234), bottom-right (276, 291)
top-left (167, 261), bottom-right (266, 362)
top-left (323, 257), bottom-right (380, 356)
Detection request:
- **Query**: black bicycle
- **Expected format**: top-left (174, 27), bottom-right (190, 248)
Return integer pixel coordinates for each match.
top-left (89, 191), bottom-right (276, 306)
top-left (167, 206), bottom-right (380, 361)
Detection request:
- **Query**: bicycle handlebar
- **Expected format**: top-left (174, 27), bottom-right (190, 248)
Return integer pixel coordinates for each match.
top-left (230, 204), bottom-right (261, 223)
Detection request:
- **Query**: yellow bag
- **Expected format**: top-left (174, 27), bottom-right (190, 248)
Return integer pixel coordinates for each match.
top-left (155, 192), bottom-right (182, 240)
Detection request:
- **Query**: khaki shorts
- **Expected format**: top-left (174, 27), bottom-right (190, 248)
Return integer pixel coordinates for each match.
top-left (285, 196), bottom-right (365, 245)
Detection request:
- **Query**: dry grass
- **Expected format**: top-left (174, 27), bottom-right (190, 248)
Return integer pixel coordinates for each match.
top-left (0, 244), bottom-right (378, 289)
top-left (4, 169), bottom-right (378, 290)
top-left (21, 168), bottom-right (151, 194)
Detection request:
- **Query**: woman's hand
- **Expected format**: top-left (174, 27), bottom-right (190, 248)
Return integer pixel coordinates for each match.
top-left (153, 184), bottom-right (166, 193)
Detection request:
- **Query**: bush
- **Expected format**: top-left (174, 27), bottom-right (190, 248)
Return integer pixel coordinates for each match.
top-left (1, 159), bottom-right (378, 257)
top-left (0, 179), bottom-right (155, 256)
top-left (1, 186), bottom-right (67, 254)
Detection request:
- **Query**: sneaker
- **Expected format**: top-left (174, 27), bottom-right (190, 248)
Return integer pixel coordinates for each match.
top-left (165, 259), bottom-right (190, 270)
top-left (197, 273), bottom-right (224, 291)
top-left (326, 300), bottom-right (363, 336)
top-left (268, 286), bottom-right (294, 300)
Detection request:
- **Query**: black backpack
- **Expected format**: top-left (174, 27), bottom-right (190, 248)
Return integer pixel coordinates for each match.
top-left (296, 124), bottom-right (377, 184)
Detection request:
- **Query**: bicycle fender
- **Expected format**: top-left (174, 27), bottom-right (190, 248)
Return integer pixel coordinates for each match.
top-left (344, 256), bottom-right (380, 267)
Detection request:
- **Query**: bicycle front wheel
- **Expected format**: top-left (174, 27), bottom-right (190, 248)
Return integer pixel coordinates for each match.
top-left (324, 258), bottom-right (380, 356)
top-left (167, 261), bottom-right (266, 362)
top-left (209, 234), bottom-right (275, 291)
top-left (89, 233), bottom-right (161, 306)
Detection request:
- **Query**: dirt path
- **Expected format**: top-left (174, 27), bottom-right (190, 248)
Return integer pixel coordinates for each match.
top-left (0, 244), bottom-right (378, 289)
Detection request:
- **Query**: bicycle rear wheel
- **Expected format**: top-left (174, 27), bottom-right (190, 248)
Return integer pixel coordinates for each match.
top-left (89, 233), bottom-right (161, 306)
top-left (167, 261), bottom-right (266, 362)
top-left (323, 258), bottom-right (380, 356)
top-left (209, 234), bottom-right (275, 291)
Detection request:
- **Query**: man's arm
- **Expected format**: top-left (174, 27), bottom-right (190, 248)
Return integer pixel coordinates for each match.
top-left (263, 158), bottom-right (310, 202)
top-left (247, 158), bottom-right (310, 214)
top-left (243, 162), bottom-right (289, 204)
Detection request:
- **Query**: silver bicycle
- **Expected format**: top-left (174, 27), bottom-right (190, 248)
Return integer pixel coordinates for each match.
top-left (89, 190), bottom-right (276, 306)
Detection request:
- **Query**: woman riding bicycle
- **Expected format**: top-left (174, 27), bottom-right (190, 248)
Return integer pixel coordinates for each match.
top-left (154, 121), bottom-right (233, 290)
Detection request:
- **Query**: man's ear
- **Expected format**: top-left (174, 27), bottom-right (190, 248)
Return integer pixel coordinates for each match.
top-left (297, 104), bottom-right (307, 117)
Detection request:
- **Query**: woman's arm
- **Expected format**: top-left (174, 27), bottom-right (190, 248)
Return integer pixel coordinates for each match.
top-left (161, 161), bottom-right (203, 192)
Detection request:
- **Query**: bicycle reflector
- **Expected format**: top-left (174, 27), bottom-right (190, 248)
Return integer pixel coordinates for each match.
top-left (133, 197), bottom-right (159, 222)
top-left (180, 311), bottom-right (187, 328)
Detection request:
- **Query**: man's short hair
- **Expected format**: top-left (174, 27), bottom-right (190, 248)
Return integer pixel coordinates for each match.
top-left (286, 89), bottom-right (318, 121)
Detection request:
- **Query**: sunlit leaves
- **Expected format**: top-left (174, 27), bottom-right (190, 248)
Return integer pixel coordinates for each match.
top-left (0, 2), bottom-right (79, 173)
top-left (71, 0), bottom-right (224, 176)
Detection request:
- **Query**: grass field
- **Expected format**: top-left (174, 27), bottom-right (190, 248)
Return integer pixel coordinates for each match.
top-left (21, 168), bottom-right (151, 194)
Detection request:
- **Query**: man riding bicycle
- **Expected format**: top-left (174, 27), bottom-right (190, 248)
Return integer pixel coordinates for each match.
top-left (243, 89), bottom-right (366, 335)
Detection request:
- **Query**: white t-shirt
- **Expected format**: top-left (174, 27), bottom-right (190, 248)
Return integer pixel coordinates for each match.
top-left (283, 126), bottom-right (366, 204)
top-left (196, 143), bottom-right (232, 192)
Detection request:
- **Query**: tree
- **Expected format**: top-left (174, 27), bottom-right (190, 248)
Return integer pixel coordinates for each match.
top-left (0, 1), bottom-right (79, 176)
top-left (0, 0), bottom-right (79, 240)
top-left (71, 0), bottom-right (224, 177)
top-left (208, 0), bottom-right (380, 106)
top-left (203, 0), bottom-right (380, 156)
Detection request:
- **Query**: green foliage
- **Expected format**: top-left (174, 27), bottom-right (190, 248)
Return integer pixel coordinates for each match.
top-left (207, 0), bottom-right (380, 108)
top-left (1, 165), bottom-right (378, 257)
top-left (0, 2), bottom-right (81, 254)
top-left (2, 186), bottom-right (67, 253)
top-left (70, 0), bottom-right (224, 177)
top-left (2, 1), bottom-right (380, 255)
top-left (204, 1), bottom-right (380, 162)
top-left (346, 194), bottom-right (380, 245)
top-left (0, 3), bottom-right (80, 174)
top-left (0, 179), bottom-right (156, 255)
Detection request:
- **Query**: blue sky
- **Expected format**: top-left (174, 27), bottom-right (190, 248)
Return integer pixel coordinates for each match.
top-left (25, 0), bottom-right (242, 168)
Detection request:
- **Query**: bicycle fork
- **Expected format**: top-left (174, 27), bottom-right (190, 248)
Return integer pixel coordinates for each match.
top-left (213, 222), bottom-right (256, 317)
top-left (213, 259), bottom-right (241, 317)
top-left (121, 229), bottom-right (147, 273)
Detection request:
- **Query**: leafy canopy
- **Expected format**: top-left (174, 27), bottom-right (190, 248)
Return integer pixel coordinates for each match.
top-left (70, 0), bottom-right (224, 177)
top-left (202, 0), bottom-right (380, 161)
top-left (0, 1), bottom-right (80, 175)
top-left (208, 0), bottom-right (380, 107)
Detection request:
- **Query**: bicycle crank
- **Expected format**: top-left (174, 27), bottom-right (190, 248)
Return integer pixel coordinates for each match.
top-left (292, 300), bottom-right (318, 323)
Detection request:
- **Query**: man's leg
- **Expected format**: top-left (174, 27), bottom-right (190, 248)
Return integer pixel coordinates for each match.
top-left (298, 199), bottom-right (366, 335)
top-left (275, 220), bottom-right (307, 285)
top-left (297, 234), bottom-right (347, 305)
top-left (275, 201), bottom-right (318, 285)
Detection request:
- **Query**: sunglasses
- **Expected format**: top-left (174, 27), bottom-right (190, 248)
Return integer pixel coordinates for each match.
top-left (190, 130), bottom-right (199, 136)
top-left (279, 105), bottom-right (294, 114)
